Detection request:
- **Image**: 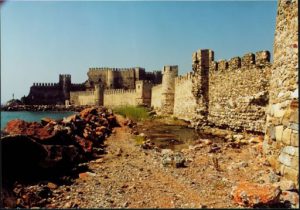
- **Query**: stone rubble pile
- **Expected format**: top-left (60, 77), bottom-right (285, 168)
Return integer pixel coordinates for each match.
top-left (1, 107), bottom-right (117, 183)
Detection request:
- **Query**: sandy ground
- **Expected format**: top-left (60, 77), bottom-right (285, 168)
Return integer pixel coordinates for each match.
top-left (45, 115), bottom-right (273, 208)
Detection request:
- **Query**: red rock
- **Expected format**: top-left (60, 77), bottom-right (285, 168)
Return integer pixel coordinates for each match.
top-left (79, 107), bottom-right (97, 118)
top-left (4, 119), bottom-right (53, 140)
top-left (74, 135), bottom-right (93, 153)
top-left (231, 181), bottom-right (281, 207)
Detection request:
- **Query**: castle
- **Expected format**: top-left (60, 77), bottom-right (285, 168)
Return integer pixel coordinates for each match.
top-left (23, 0), bottom-right (298, 185)
top-left (22, 74), bottom-right (86, 105)
top-left (23, 67), bottom-right (162, 106)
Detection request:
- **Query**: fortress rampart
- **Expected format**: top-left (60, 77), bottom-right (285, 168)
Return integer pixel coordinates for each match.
top-left (207, 51), bottom-right (272, 132)
top-left (263, 0), bottom-right (298, 186)
top-left (70, 80), bottom-right (153, 107)
top-left (87, 67), bottom-right (161, 90)
top-left (23, 74), bottom-right (85, 105)
top-left (174, 72), bottom-right (197, 120)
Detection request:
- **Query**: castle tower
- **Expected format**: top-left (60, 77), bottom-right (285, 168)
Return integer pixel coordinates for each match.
top-left (135, 80), bottom-right (153, 106)
top-left (94, 83), bottom-right (104, 106)
top-left (191, 49), bottom-right (214, 127)
top-left (263, 0), bottom-right (298, 185)
top-left (161, 65), bottom-right (178, 114)
top-left (59, 74), bottom-right (71, 101)
top-left (106, 69), bottom-right (114, 89)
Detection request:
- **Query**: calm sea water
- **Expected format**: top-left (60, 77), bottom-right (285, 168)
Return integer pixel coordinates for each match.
top-left (1, 111), bottom-right (75, 130)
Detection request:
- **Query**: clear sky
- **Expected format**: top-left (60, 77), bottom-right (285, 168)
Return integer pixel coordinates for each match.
top-left (1, 0), bottom-right (277, 104)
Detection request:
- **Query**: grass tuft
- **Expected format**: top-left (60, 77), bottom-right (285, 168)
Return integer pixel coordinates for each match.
top-left (134, 135), bottom-right (145, 146)
top-left (113, 105), bottom-right (150, 121)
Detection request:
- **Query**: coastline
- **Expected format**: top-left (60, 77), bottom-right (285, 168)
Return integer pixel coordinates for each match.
top-left (1, 104), bottom-right (88, 112)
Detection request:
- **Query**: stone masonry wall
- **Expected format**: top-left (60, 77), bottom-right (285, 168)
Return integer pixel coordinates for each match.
top-left (151, 84), bottom-right (162, 109)
top-left (173, 72), bottom-right (197, 121)
top-left (208, 51), bottom-right (272, 133)
top-left (263, 0), bottom-right (298, 185)
top-left (103, 89), bottom-right (138, 107)
top-left (70, 91), bottom-right (95, 106)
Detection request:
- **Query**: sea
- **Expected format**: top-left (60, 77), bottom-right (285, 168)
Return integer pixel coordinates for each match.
top-left (1, 111), bottom-right (75, 130)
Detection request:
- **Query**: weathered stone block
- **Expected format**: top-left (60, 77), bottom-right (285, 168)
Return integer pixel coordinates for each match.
top-left (289, 109), bottom-right (298, 123)
top-left (275, 125), bottom-right (284, 142)
top-left (290, 132), bottom-right (299, 147)
top-left (289, 123), bottom-right (298, 131)
top-left (291, 157), bottom-right (299, 170)
top-left (282, 146), bottom-right (299, 156)
top-left (282, 166), bottom-right (299, 186)
top-left (278, 152), bottom-right (292, 167)
top-left (282, 128), bottom-right (292, 145)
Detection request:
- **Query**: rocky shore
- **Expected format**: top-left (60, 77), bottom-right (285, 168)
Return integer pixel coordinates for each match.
top-left (1, 107), bottom-right (118, 208)
top-left (1, 109), bottom-right (299, 208)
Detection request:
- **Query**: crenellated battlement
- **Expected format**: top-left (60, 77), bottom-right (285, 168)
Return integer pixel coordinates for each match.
top-left (88, 67), bottom-right (144, 72)
top-left (209, 50), bottom-right (271, 72)
top-left (175, 72), bottom-right (194, 85)
top-left (162, 65), bottom-right (178, 74)
top-left (32, 82), bottom-right (59, 87)
top-left (104, 89), bottom-right (137, 95)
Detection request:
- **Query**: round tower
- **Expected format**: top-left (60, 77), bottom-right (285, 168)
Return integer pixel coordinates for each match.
top-left (161, 65), bottom-right (178, 114)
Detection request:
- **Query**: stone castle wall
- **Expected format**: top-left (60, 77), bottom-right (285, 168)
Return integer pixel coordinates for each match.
top-left (151, 84), bottom-right (162, 109)
top-left (208, 51), bottom-right (272, 133)
top-left (103, 89), bottom-right (138, 107)
top-left (152, 51), bottom-right (271, 134)
top-left (23, 75), bottom-right (85, 105)
top-left (87, 67), bottom-right (161, 89)
top-left (70, 91), bottom-right (95, 106)
top-left (173, 72), bottom-right (197, 121)
top-left (70, 80), bottom-right (152, 107)
top-left (263, 0), bottom-right (298, 185)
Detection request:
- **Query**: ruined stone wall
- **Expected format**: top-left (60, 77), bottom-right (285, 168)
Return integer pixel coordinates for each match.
top-left (173, 72), bottom-right (197, 121)
top-left (208, 51), bottom-right (272, 133)
top-left (151, 84), bottom-right (162, 109)
top-left (263, 0), bottom-right (298, 185)
top-left (103, 89), bottom-right (138, 107)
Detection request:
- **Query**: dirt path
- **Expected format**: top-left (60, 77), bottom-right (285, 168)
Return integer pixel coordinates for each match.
top-left (49, 115), bottom-right (272, 208)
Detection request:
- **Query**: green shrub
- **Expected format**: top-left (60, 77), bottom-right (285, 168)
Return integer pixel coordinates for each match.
top-left (113, 105), bottom-right (149, 121)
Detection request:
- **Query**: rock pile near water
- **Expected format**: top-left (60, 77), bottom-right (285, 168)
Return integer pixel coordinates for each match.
top-left (1, 107), bottom-right (118, 184)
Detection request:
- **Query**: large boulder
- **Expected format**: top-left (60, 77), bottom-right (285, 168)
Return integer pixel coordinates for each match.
top-left (231, 181), bottom-right (281, 207)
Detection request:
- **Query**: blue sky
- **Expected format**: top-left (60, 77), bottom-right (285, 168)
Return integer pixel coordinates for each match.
top-left (1, 0), bottom-right (277, 103)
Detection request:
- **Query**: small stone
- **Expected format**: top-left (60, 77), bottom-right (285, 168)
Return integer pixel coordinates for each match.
top-left (47, 182), bottom-right (57, 190)
top-left (268, 171), bottom-right (281, 183)
top-left (233, 134), bottom-right (244, 141)
top-left (280, 191), bottom-right (299, 208)
top-left (63, 201), bottom-right (73, 208)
